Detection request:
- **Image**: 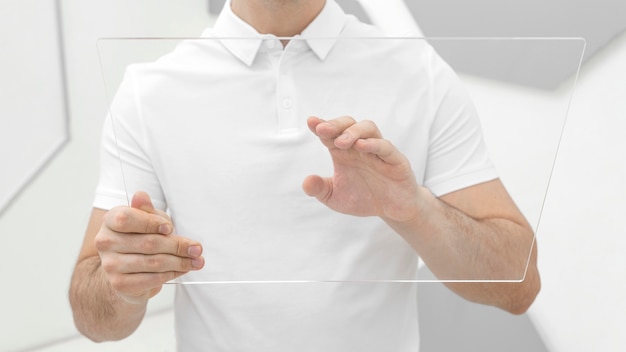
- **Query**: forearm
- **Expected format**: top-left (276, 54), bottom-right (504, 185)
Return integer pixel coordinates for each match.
top-left (69, 256), bottom-right (147, 342)
top-left (385, 186), bottom-right (540, 313)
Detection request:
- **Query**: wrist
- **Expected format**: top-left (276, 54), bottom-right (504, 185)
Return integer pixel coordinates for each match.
top-left (382, 185), bottom-right (437, 230)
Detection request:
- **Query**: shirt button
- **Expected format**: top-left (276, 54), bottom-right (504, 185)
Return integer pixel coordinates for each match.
top-left (282, 98), bottom-right (293, 109)
top-left (264, 40), bottom-right (276, 49)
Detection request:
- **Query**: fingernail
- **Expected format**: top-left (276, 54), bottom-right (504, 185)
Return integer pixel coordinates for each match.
top-left (188, 245), bottom-right (202, 258)
top-left (192, 257), bottom-right (204, 269)
top-left (159, 224), bottom-right (172, 235)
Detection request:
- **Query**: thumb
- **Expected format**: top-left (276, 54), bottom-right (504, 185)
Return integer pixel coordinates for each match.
top-left (302, 175), bottom-right (332, 203)
top-left (131, 191), bottom-right (173, 233)
top-left (131, 191), bottom-right (158, 214)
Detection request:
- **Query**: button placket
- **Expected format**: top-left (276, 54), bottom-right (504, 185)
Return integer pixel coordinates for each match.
top-left (281, 98), bottom-right (293, 109)
top-left (276, 50), bottom-right (299, 133)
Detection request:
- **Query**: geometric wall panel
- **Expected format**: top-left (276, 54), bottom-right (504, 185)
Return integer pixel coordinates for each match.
top-left (0, 0), bottom-right (69, 215)
top-left (406, 0), bottom-right (626, 89)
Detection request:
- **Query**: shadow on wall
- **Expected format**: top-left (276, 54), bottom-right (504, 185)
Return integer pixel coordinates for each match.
top-left (417, 266), bottom-right (548, 352)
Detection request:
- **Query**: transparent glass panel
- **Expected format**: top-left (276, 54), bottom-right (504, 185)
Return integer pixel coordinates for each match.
top-left (97, 37), bottom-right (585, 283)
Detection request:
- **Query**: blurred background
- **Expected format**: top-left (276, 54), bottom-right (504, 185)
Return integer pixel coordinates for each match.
top-left (0, 0), bottom-right (624, 351)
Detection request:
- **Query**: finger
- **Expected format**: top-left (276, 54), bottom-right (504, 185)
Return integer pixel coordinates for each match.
top-left (306, 116), bottom-right (325, 135)
top-left (131, 191), bottom-right (157, 214)
top-left (306, 116), bottom-right (336, 149)
top-left (105, 206), bottom-right (173, 235)
top-left (110, 253), bottom-right (205, 274)
top-left (354, 138), bottom-right (407, 165)
top-left (302, 174), bottom-right (332, 202)
top-left (312, 116), bottom-right (357, 140)
top-left (333, 120), bottom-right (382, 150)
top-left (128, 234), bottom-right (203, 258)
top-left (131, 191), bottom-right (172, 223)
top-left (109, 271), bottom-right (188, 300)
top-left (307, 116), bottom-right (359, 150)
top-left (96, 232), bottom-right (203, 258)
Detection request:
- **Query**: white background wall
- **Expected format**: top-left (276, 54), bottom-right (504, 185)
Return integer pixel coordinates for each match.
top-left (0, 1), bottom-right (212, 351)
top-left (0, 0), bottom-right (68, 214)
top-left (527, 30), bottom-right (626, 351)
top-left (419, 32), bottom-right (626, 351)
top-left (0, 1), bottom-right (624, 351)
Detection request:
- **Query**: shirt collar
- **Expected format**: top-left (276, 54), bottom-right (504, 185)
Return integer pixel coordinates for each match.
top-left (206, 0), bottom-right (347, 66)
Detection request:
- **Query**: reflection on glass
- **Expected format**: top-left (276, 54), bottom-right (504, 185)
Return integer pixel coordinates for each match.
top-left (97, 37), bottom-right (585, 283)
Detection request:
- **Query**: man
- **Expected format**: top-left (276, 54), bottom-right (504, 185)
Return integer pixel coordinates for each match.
top-left (70, 0), bottom-right (540, 351)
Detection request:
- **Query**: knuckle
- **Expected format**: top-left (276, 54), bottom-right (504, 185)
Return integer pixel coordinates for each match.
top-left (143, 255), bottom-right (163, 272)
top-left (94, 232), bottom-right (113, 252)
top-left (361, 119), bottom-right (378, 132)
top-left (109, 208), bottom-right (131, 231)
top-left (100, 257), bottom-right (118, 274)
top-left (108, 275), bottom-right (127, 292)
top-left (94, 236), bottom-right (104, 251)
top-left (362, 118), bottom-right (374, 125)
top-left (175, 239), bottom-right (185, 257)
top-left (148, 215), bottom-right (169, 235)
top-left (139, 236), bottom-right (160, 254)
top-left (343, 115), bottom-right (356, 123)
top-left (179, 256), bottom-right (192, 271)
top-left (144, 217), bottom-right (154, 234)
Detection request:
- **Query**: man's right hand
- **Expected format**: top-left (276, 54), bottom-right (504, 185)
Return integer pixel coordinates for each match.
top-left (95, 191), bottom-right (204, 304)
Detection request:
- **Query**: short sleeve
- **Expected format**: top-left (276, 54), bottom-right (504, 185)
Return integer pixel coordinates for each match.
top-left (93, 69), bottom-right (167, 211)
top-left (423, 51), bottom-right (498, 197)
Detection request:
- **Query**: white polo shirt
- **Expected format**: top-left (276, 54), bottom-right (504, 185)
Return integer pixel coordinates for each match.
top-left (95, 1), bottom-right (497, 351)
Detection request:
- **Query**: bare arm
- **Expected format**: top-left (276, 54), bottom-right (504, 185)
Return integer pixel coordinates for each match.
top-left (388, 179), bottom-right (539, 314)
top-left (69, 208), bottom-right (146, 341)
top-left (69, 192), bottom-right (205, 342)
top-left (303, 116), bottom-right (539, 314)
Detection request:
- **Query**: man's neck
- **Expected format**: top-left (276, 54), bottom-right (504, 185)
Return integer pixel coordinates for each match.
top-left (231, 0), bottom-right (326, 38)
